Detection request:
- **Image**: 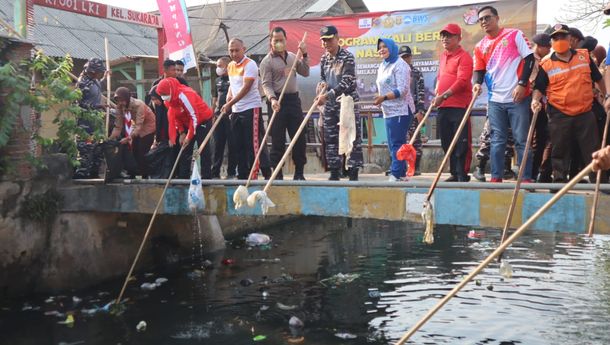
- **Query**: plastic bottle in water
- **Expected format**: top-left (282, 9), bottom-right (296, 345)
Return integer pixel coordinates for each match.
top-left (499, 260), bottom-right (513, 279)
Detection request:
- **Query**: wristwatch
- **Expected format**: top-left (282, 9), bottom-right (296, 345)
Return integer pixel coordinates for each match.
top-left (518, 80), bottom-right (527, 87)
top-left (442, 94), bottom-right (449, 100)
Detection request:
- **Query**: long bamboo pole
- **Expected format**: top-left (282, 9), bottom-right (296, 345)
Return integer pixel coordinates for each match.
top-left (587, 110), bottom-right (610, 236)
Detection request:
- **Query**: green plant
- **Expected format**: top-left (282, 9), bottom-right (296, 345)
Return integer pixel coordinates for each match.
top-left (0, 51), bottom-right (105, 173)
top-left (19, 189), bottom-right (64, 224)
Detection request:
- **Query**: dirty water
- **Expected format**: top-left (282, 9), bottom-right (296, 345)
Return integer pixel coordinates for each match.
top-left (1, 217), bottom-right (610, 344)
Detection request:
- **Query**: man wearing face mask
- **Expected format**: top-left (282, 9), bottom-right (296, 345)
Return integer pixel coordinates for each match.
top-left (259, 27), bottom-right (310, 180)
top-left (532, 24), bottom-right (605, 183)
top-left (211, 57), bottom-right (237, 179)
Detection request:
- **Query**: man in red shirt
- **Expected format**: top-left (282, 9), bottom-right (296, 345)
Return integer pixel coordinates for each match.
top-left (432, 23), bottom-right (474, 182)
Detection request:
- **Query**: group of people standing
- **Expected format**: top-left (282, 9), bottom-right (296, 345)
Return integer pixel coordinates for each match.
top-left (74, 4), bottom-right (610, 185)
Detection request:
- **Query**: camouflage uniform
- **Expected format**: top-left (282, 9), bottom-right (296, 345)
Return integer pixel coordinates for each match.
top-left (475, 117), bottom-right (515, 170)
top-left (73, 58), bottom-right (105, 179)
top-left (405, 64), bottom-right (425, 166)
top-left (320, 48), bottom-right (363, 171)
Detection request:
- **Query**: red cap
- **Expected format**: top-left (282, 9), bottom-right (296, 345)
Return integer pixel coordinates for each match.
top-left (440, 23), bottom-right (461, 36)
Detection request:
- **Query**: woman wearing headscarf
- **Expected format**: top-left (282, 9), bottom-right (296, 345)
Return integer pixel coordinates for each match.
top-left (373, 38), bottom-right (415, 181)
top-left (156, 77), bottom-right (214, 179)
top-left (110, 87), bottom-right (156, 178)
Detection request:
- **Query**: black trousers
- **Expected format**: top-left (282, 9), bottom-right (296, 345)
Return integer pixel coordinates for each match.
top-left (532, 107), bottom-right (552, 180)
top-left (231, 108), bottom-right (271, 180)
top-left (178, 120), bottom-right (213, 179)
top-left (132, 133), bottom-right (155, 178)
top-left (269, 93), bottom-right (307, 171)
top-left (438, 107), bottom-right (469, 178)
top-left (548, 107), bottom-right (599, 182)
top-left (211, 115), bottom-right (237, 177)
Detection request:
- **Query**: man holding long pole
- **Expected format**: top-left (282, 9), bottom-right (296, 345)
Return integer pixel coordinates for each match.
top-left (431, 23), bottom-right (473, 182)
top-left (260, 27), bottom-right (310, 181)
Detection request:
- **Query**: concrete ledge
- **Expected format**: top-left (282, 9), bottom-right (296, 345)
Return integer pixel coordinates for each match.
top-left (61, 182), bottom-right (610, 234)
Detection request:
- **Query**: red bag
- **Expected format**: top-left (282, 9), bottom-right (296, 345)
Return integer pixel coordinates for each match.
top-left (396, 144), bottom-right (417, 177)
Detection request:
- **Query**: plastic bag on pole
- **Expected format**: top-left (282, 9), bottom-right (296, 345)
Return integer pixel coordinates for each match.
top-left (397, 144), bottom-right (417, 177)
top-left (188, 160), bottom-right (205, 213)
top-left (337, 95), bottom-right (356, 169)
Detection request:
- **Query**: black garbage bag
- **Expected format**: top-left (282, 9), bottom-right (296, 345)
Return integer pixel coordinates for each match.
top-left (145, 141), bottom-right (173, 179)
top-left (102, 140), bottom-right (138, 181)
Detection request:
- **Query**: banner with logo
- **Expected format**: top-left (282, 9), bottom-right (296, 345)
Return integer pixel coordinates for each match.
top-left (157, 0), bottom-right (196, 71)
top-left (271, 0), bottom-right (537, 111)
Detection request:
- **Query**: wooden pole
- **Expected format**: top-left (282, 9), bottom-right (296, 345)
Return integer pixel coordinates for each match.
top-left (395, 163), bottom-right (594, 345)
top-left (194, 112), bottom-right (227, 157)
top-left (425, 94), bottom-right (476, 202)
top-left (498, 109), bottom-right (540, 260)
top-left (587, 110), bottom-right (610, 236)
top-left (115, 143), bottom-right (188, 305)
top-left (408, 103), bottom-right (434, 146)
top-left (104, 37), bottom-right (111, 138)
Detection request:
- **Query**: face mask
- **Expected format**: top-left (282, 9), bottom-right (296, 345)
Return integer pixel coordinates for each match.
top-left (552, 39), bottom-right (570, 54)
top-left (216, 67), bottom-right (226, 76)
top-left (273, 41), bottom-right (286, 53)
top-left (161, 95), bottom-right (171, 101)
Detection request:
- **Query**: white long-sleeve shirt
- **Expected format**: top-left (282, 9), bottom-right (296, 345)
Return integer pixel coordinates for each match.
top-left (376, 59), bottom-right (415, 118)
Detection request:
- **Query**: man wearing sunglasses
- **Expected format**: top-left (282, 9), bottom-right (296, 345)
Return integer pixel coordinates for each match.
top-left (473, 5), bottom-right (536, 183)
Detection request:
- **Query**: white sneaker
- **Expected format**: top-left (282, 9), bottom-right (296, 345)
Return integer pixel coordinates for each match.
top-left (388, 175), bottom-right (404, 182)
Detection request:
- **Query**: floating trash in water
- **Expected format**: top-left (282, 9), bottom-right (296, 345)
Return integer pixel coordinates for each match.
top-left (368, 288), bottom-right (381, 298)
top-left (141, 283), bottom-right (157, 291)
top-left (259, 305), bottom-right (270, 311)
top-left (45, 297), bottom-right (54, 304)
top-left (276, 302), bottom-right (298, 311)
top-left (58, 314), bottom-right (75, 327)
top-left (81, 308), bottom-right (98, 316)
top-left (475, 279), bottom-right (482, 286)
top-left (72, 296), bottom-right (82, 305)
top-left (240, 279), bottom-right (254, 287)
top-left (222, 258), bottom-right (235, 266)
top-left (253, 335), bottom-right (267, 342)
top-left (467, 230), bottom-right (484, 239)
top-left (21, 304), bottom-right (38, 311)
top-left (187, 269), bottom-right (205, 280)
top-left (288, 316), bottom-right (304, 328)
top-left (246, 233), bottom-right (271, 246)
top-left (319, 273), bottom-right (360, 287)
top-left (271, 273), bottom-right (294, 284)
top-left (155, 277), bottom-right (169, 286)
top-left (136, 320), bottom-right (147, 332)
top-left (486, 284), bottom-right (494, 291)
top-left (262, 291), bottom-right (269, 299)
top-left (499, 261), bottom-right (513, 279)
top-left (335, 332), bottom-right (357, 339)
top-left (44, 310), bottom-right (64, 317)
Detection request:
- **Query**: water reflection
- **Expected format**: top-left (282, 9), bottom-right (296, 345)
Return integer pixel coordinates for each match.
top-left (1, 217), bottom-right (609, 345)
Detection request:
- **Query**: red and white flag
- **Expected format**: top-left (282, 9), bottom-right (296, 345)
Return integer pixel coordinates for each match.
top-left (157, 0), bottom-right (196, 71)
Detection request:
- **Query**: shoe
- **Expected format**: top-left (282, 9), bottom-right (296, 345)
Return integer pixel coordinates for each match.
top-left (348, 167), bottom-right (359, 181)
top-left (458, 175), bottom-right (471, 182)
top-left (275, 169), bottom-right (284, 180)
top-left (388, 175), bottom-right (404, 182)
top-left (536, 173), bottom-right (552, 183)
top-left (490, 177), bottom-right (503, 183)
top-left (262, 167), bottom-right (272, 180)
top-left (445, 175), bottom-right (458, 182)
top-left (503, 169), bottom-right (516, 180)
top-left (329, 169), bottom-right (341, 181)
top-left (293, 173), bottom-right (306, 181)
top-left (473, 167), bottom-right (486, 182)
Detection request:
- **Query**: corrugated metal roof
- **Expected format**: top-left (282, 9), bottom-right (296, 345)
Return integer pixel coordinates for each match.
top-left (186, 0), bottom-right (367, 58)
top-left (0, 0), bottom-right (157, 60)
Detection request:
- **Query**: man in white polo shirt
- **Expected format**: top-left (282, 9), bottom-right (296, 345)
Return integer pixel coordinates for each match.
top-left (221, 38), bottom-right (271, 180)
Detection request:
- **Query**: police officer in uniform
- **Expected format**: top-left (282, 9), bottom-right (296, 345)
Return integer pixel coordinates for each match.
top-left (73, 57), bottom-right (107, 179)
top-left (318, 25), bottom-right (363, 181)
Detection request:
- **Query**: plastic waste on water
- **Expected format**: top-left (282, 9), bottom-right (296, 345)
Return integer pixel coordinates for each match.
top-left (499, 260), bottom-right (513, 279)
top-left (246, 233), bottom-right (272, 246)
top-left (289, 316), bottom-right (304, 328)
top-left (155, 277), bottom-right (168, 286)
top-left (136, 320), bottom-right (147, 332)
top-left (335, 332), bottom-right (357, 339)
top-left (467, 230), bottom-right (484, 239)
top-left (72, 296), bottom-right (82, 305)
top-left (276, 302), bottom-right (298, 311)
top-left (58, 314), bottom-right (75, 326)
top-left (222, 258), bottom-right (235, 266)
top-left (253, 335), bottom-right (267, 341)
top-left (240, 279), bottom-right (254, 287)
top-left (140, 283), bottom-right (156, 291)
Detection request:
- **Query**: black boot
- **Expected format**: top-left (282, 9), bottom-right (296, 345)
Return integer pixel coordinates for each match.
top-left (293, 165), bottom-right (305, 181)
top-left (414, 155), bottom-right (422, 176)
top-left (329, 169), bottom-right (340, 181)
top-left (348, 167), bottom-right (359, 181)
